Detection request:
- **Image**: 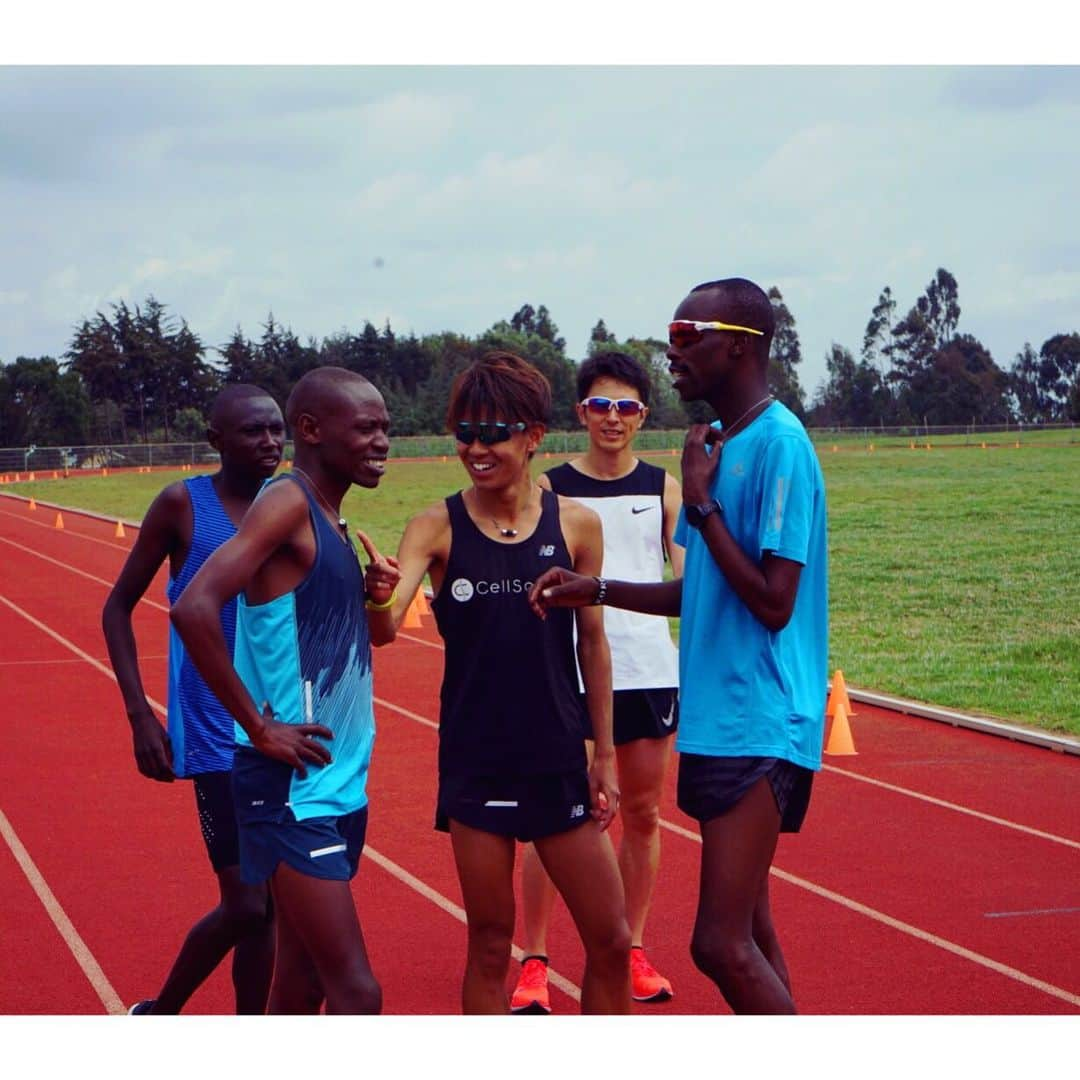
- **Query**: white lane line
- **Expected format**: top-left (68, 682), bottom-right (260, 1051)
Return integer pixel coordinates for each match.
top-left (0, 508), bottom-right (132, 552)
top-left (0, 592), bottom-right (573, 1009)
top-left (373, 704), bottom-right (1080, 1011)
top-left (821, 764), bottom-right (1080, 851)
top-left (656, 817), bottom-right (1080, 1010)
top-left (0, 656), bottom-right (166, 667)
top-left (7, 540), bottom-right (1077, 1011)
top-left (985, 907), bottom-right (1080, 919)
top-left (0, 594), bottom-right (167, 716)
top-left (374, 697), bottom-right (437, 730)
top-left (362, 844), bottom-right (581, 1004)
top-left (0, 807), bottom-right (126, 1015)
top-left (0, 536), bottom-right (169, 613)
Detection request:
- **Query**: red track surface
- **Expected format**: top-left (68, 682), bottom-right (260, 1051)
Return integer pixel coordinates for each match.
top-left (1, 493), bottom-right (1078, 1017)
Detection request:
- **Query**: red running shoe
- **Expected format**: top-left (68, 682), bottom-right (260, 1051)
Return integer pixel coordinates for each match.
top-left (631, 947), bottom-right (673, 1002)
top-left (510, 957), bottom-right (551, 1015)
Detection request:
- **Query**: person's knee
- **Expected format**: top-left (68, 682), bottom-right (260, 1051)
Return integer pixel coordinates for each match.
top-left (619, 793), bottom-right (661, 838)
top-left (220, 886), bottom-right (273, 939)
top-left (583, 915), bottom-right (632, 971)
top-left (690, 925), bottom-right (754, 985)
top-left (340, 969), bottom-right (382, 1015)
top-left (466, 918), bottom-right (514, 981)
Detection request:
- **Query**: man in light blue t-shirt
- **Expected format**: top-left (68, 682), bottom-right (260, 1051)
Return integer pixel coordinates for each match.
top-left (529, 276), bottom-right (828, 1014)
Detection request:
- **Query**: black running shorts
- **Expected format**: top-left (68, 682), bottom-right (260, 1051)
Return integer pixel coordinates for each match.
top-left (676, 754), bottom-right (814, 833)
top-left (436, 768), bottom-right (593, 842)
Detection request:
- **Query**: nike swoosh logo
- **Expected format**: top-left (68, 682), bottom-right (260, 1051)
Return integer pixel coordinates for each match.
top-left (631, 505), bottom-right (653, 514)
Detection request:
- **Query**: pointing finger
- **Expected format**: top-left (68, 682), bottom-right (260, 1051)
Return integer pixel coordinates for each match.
top-left (354, 528), bottom-right (384, 565)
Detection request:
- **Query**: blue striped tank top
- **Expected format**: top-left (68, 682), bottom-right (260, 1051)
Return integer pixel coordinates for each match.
top-left (231, 474), bottom-right (376, 821)
top-left (165, 474), bottom-right (239, 777)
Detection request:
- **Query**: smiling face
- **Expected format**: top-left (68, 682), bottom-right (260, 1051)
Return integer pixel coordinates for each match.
top-left (576, 375), bottom-right (647, 455)
top-left (455, 416), bottom-right (544, 489)
top-left (320, 382), bottom-right (391, 489)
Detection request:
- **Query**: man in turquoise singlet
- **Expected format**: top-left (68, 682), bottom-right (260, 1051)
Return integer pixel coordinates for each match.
top-left (172, 367), bottom-right (400, 1014)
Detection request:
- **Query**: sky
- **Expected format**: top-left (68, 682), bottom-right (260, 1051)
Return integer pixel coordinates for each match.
top-left (3, 9), bottom-right (1079, 408)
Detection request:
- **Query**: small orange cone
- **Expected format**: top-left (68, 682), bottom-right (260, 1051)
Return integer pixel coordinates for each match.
top-left (28, 472), bottom-right (36, 481)
top-left (413, 588), bottom-right (431, 616)
top-left (29, 497), bottom-right (37, 511)
top-left (54, 511), bottom-right (65, 529)
top-left (53, 470), bottom-right (59, 479)
top-left (102, 467), bottom-right (108, 477)
top-left (114, 520), bottom-right (126, 539)
top-left (825, 669), bottom-right (853, 718)
top-left (825, 700), bottom-right (857, 756)
top-left (401, 592), bottom-right (423, 628)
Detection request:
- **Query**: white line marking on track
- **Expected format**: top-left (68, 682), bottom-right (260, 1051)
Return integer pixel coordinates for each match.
top-left (6, 541), bottom-right (1078, 1011)
top-left (0, 594), bottom-right (166, 716)
top-left (0, 508), bottom-right (132, 552)
top-left (657, 817), bottom-right (1080, 1010)
top-left (374, 705), bottom-right (1080, 1010)
top-left (0, 536), bottom-right (169, 613)
top-left (822, 763), bottom-right (1080, 850)
top-left (984, 907), bottom-right (1080, 919)
top-left (362, 844), bottom-right (582, 1003)
top-left (0, 806), bottom-right (126, 1015)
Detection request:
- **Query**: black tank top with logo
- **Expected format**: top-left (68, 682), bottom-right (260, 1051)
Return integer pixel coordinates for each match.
top-left (431, 488), bottom-right (588, 779)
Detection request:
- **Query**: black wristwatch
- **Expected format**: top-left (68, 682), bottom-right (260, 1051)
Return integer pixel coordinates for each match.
top-left (685, 498), bottom-right (722, 528)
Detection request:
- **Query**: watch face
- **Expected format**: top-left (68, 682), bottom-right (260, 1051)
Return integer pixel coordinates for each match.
top-left (687, 500), bottom-right (719, 527)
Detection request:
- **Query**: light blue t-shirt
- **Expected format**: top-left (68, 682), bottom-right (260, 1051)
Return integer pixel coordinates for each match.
top-left (673, 401), bottom-right (828, 770)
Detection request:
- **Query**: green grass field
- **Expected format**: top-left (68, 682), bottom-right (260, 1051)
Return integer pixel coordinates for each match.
top-left (8, 441), bottom-right (1079, 736)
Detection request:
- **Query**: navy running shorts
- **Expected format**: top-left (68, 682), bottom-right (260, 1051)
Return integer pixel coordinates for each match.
top-left (238, 806), bottom-right (369, 885)
top-left (676, 754), bottom-right (814, 833)
top-left (435, 769), bottom-right (593, 842)
top-left (579, 688), bottom-right (679, 745)
top-left (192, 770), bottom-right (241, 873)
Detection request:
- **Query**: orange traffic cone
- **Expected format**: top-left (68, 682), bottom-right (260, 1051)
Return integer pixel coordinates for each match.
top-left (54, 511), bottom-right (65, 529)
top-left (29, 497), bottom-right (37, 511)
top-left (825, 700), bottom-right (857, 756)
top-left (28, 472), bottom-right (36, 481)
top-left (401, 592), bottom-right (423, 628)
top-left (114, 520), bottom-right (127, 539)
top-left (826, 669), bottom-right (853, 718)
top-left (412, 588), bottom-right (431, 616)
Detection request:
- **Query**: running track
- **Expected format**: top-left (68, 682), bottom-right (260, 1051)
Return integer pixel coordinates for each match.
top-left (1, 494), bottom-right (1078, 1016)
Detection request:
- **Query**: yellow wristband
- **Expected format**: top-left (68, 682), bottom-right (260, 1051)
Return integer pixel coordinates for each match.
top-left (364, 589), bottom-right (397, 612)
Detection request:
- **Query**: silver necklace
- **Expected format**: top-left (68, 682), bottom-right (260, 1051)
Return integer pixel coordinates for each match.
top-left (490, 487), bottom-right (538, 539)
top-left (718, 394), bottom-right (773, 442)
top-left (292, 466), bottom-right (348, 537)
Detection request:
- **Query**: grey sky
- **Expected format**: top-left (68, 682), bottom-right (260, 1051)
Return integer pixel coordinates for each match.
top-left (2, 58), bottom-right (1078, 404)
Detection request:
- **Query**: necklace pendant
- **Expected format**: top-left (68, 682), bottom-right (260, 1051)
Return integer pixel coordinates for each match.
top-left (338, 517), bottom-right (347, 531)
top-left (499, 526), bottom-right (518, 538)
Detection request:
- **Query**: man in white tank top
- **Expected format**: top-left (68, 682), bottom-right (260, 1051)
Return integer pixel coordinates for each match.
top-left (514, 350), bottom-right (684, 1012)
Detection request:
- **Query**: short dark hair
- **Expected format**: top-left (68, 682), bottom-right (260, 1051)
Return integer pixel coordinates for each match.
top-left (690, 277), bottom-right (775, 355)
top-left (285, 366), bottom-right (373, 429)
top-left (209, 383), bottom-right (277, 428)
top-left (576, 351), bottom-right (652, 406)
top-left (446, 350), bottom-right (552, 429)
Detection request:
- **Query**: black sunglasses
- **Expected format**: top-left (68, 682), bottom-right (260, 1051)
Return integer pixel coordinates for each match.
top-left (454, 421), bottom-right (528, 446)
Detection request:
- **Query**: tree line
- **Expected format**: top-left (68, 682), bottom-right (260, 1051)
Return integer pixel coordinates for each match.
top-left (1, 272), bottom-right (1076, 449)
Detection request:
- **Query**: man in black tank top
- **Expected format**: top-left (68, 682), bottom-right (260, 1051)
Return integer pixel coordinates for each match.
top-left (515, 350), bottom-right (684, 1011)
top-left (368, 351), bottom-right (632, 1014)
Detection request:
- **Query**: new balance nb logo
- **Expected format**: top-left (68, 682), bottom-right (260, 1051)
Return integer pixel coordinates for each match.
top-left (631, 505), bottom-right (653, 515)
top-left (569, 804), bottom-right (585, 819)
top-left (539, 544), bottom-right (555, 556)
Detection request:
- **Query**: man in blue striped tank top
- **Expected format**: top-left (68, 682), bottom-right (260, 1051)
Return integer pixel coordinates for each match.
top-left (172, 367), bottom-right (397, 1015)
top-left (368, 351), bottom-right (632, 1014)
top-left (103, 384), bottom-right (285, 1014)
